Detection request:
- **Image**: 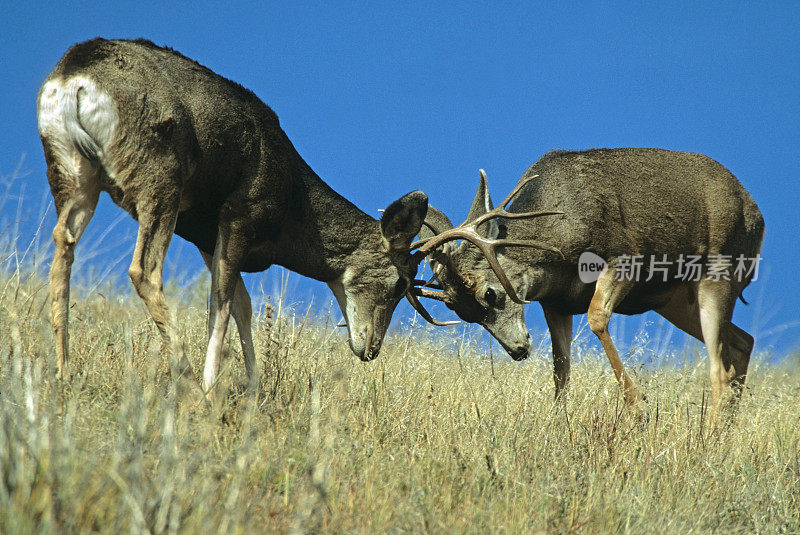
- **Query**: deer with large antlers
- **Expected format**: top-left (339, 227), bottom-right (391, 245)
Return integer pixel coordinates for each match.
top-left (37, 38), bottom-right (454, 391)
top-left (414, 149), bottom-right (764, 411)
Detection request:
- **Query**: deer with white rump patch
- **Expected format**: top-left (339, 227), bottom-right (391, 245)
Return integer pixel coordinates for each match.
top-left (414, 149), bottom-right (764, 412)
top-left (37, 38), bottom-right (479, 391)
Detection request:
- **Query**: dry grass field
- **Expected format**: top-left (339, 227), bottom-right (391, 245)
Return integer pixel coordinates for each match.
top-left (1, 255), bottom-right (799, 533)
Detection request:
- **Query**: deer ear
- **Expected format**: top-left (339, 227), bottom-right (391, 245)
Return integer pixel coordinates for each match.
top-left (466, 169), bottom-right (500, 239)
top-left (466, 169), bottom-right (494, 222)
top-left (381, 190), bottom-right (429, 251)
top-left (485, 219), bottom-right (505, 240)
top-left (418, 205), bottom-right (453, 241)
top-left (419, 205), bottom-right (455, 276)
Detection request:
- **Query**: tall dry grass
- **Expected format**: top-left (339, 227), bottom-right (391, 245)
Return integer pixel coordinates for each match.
top-left (1, 164), bottom-right (799, 533)
top-left (2, 259), bottom-right (799, 533)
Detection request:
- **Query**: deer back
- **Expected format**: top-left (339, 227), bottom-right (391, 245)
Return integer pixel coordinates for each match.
top-left (505, 148), bottom-right (764, 265)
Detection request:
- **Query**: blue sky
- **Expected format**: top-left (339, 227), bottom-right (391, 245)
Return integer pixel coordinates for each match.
top-left (2, 2), bottom-right (799, 355)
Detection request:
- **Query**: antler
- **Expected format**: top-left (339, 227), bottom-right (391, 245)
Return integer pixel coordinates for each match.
top-left (410, 172), bottom-right (565, 305)
top-left (400, 276), bottom-right (457, 326)
top-left (404, 291), bottom-right (459, 326)
top-left (413, 278), bottom-right (442, 291)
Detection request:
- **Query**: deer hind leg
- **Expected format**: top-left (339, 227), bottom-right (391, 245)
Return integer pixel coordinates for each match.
top-left (48, 158), bottom-right (100, 379)
top-left (586, 269), bottom-right (641, 406)
top-left (542, 304), bottom-right (573, 400)
top-left (200, 251), bottom-right (256, 383)
top-left (128, 194), bottom-right (192, 376)
top-left (696, 280), bottom-right (737, 409)
top-left (655, 283), bottom-right (752, 402)
top-left (722, 322), bottom-right (753, 396)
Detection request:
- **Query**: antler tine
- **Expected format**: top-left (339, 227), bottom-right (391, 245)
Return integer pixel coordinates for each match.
top-left (411, 228), bottom-right (560, 303)
top-left (405, 291), bottom-right (459, 326)
top-left (409, 234), bottom-right (435, 251)
top-left (412, 174), bottom-right (563, 253)
top-left (413, 278), bottom-right (443, 290)
top-left (409, 171), bottom-right (564, 305)
top-left (413, 227), bottom-right (564, 262)
top-left (489, 238), bottom-right (566, 259)
top-left (467, 235), bottom-right (531, 305)
top-left (497, 173), bottom-right (539, 210)
top-left (468, 208), bottom-right (565, 231)
top-left (468, 175), bottom-right (567, 228)
top-left (411, 286), bottom-right (447, 301)
top-left (488, 209), bottom-right (565, 220)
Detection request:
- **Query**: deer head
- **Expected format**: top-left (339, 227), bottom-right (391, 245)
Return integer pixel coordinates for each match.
top-left (407, 170), bottom-right (565, 360)
top-left (327, 191), bottom-right (429, 361)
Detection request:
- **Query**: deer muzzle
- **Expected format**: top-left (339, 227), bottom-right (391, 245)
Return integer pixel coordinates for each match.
top-left (495, 330), bottom-right (532, 361)
top-left (351, 324), bottom-right (381, 362)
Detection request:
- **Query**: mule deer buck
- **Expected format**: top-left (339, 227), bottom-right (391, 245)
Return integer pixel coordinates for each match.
top-left (37, 37), bottom-right (487, 392)
top-left (414, 149), bottom-right (764, 411)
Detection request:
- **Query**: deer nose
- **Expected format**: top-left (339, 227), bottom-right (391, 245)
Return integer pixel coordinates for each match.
top-left (363, 335), bottom-right (382, 361)
top-left (361, 346), bottom-right (380, 362)
top-left (509, 333), bottom-right (532, 361)
top-left (354, 326), bottom-right (381, 362)
top-left (356, 342), bottom-right (381, 362)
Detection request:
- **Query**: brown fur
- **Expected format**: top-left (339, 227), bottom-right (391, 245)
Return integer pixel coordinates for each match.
top-left (424, 149), bottom-right (764, 412)
top-left (38, 38), bottom-right (428, 389)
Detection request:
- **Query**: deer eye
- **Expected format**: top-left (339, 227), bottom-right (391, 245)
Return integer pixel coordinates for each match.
top-left (392, 278), bottom-right (409, 299)
top-left (483, 288), bottom-right (497, 307)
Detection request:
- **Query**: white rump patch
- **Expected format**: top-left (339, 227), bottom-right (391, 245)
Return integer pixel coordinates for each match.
top-left (38, 76), bottom-right (118, 177)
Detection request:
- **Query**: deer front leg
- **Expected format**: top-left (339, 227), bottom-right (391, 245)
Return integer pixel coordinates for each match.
top-left (587, 269), bottom-right (641, 406)
top-left (201, 251), bottom-right (256, 383)
top-left (202, 219), bottom-right (251, 392)
top-left (542, 304), bottom-right (572, 400)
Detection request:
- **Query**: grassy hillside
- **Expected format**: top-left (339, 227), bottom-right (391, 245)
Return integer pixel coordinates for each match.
top-left (1, 266), bottom-right (799, 534)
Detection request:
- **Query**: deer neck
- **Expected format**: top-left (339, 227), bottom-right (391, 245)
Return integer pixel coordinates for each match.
top-left (274, 164), bottom-right (380, 282)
